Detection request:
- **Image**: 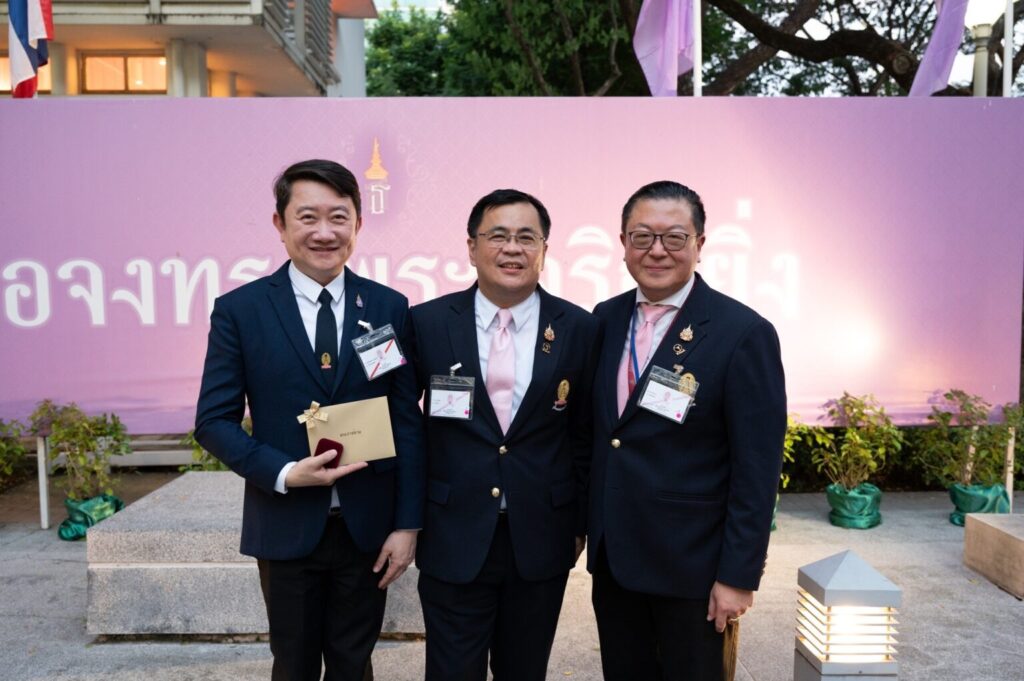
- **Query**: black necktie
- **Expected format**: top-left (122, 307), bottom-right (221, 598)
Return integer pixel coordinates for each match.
top-left (315, 288), bottom-right (337, 385)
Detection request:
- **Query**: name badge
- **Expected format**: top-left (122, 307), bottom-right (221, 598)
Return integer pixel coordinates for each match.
top-left (352, 323), bottom-right (407, 380)
top-left (638, 366), bottom-right (699, 424)
top-left (429, 374), bottom-right (475, 420)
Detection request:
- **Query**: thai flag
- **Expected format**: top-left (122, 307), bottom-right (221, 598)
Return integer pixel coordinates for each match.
top-left (8, 0), bottom-right (54, 98)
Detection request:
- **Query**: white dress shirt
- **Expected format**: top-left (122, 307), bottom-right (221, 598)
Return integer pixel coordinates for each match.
top-left (617, 275), bottom-right (696, 378)
top-left (475, 288), bottom-right (540, 424)
top-left (275, 264), bottom-right (346, 499)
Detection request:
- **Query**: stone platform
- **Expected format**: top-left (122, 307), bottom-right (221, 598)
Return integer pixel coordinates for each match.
top-left (963, 513), bottom-right (1024, 599)
top-left (86, 471), bottom-right (424, 635)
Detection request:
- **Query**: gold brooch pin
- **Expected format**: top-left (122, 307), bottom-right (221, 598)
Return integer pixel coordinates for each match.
top-left (673, 344), bottom-right (685, 356)
top-left (680, 325), bottom-right (694, 342)
top-left (544, 324), bottom-right (555, 342)
top-left (680, 372), bottom-right (698, 395)
top-left (553, 379), bottom-right (570, 411)
top-left (542, 342), bottom-right (552, 354)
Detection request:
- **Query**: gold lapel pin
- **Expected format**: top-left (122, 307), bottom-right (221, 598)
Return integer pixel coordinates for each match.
top-left (673, 344), bottom-right (685, 356)
top-left (544, 324), bottom-right (555, 342)
top-left (542, 341), bottom-right (552, 354)
top-left (680, 324), bottom-right (694, 342)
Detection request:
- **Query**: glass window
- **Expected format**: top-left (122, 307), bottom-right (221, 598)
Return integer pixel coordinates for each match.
top-left (82, 53), bottom-right (166, 94)
top-left (0, 56), bottom-right (52, 94)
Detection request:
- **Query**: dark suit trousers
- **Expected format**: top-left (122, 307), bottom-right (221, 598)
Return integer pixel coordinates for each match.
top-left (592, 543), bottom-right (723, 681)
top-left (418, 515), bottom-right (570, 681)
top-left (258, 516), bottom-right (384, 681)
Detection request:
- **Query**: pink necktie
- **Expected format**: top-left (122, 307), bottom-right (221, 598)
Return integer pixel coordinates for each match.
top-left (617, 303), bottom-right (673, 415)
top-left (487, 308), bottom-right (515, 433)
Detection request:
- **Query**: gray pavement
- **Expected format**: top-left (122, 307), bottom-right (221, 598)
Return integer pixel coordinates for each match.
top-left (1, 476), bottom-right (1022, 681)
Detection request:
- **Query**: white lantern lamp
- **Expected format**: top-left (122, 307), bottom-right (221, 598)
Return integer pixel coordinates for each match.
top-left (794, 550), bottom-right (902, 681)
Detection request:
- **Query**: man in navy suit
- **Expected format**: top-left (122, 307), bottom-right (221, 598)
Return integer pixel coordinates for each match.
top-left (409, 189), bottom-right (601, 681)
top-left (588, 181), bottom-right (786, 681)
top-left (195, 159), bottom-right (424, 681)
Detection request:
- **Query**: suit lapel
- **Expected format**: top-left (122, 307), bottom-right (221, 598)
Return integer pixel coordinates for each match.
top-left (447, 287), bottom-right (503, 436)
top-left (506, 287), bottom-right (564, 438)
top-left (618, 276), bottom-right (710, 424)
top-left (332, 268), bottom-right (365, 398)
top-left (266, 263), bottom-right (327, 391)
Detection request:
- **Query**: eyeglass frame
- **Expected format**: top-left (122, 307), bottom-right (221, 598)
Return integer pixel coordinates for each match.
top-left (625, 230), bottom-right (697, 252)
top-left (475, 228), bottom-right (548, 250)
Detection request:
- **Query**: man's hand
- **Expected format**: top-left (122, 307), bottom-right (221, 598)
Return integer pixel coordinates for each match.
top-left (707, 581), bottom-right (753, 633)
top-left (285, 451), bottom-right (367, 488)
top-left (574, 536), bottom-right (586, 563)
top-left (373, 530), bottom-right (418, 589)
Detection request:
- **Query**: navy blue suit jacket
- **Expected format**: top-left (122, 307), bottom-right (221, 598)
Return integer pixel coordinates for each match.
top-left (410, 286), bottom-right (601, 583)
top-left (195, 263), bottom-right (425, 561)
top-left (588, 273), bottom-right (786, 598)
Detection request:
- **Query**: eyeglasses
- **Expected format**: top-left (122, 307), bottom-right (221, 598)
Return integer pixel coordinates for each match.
top-left (476, 229), bottom-right (546, 250)
top-left (627, 230), bottom-right (694, 251)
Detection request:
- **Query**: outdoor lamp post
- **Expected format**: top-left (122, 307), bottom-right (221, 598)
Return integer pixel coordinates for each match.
top-left (794, 550), bottom-right (902, 681)
top-left (964, 0), bottom-right (1008, 96)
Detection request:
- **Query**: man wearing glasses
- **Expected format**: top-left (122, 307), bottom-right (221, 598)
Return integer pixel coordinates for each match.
top-left (409, 189), bottom-right (601, 681)
top-left (587, 181), bottom-right (786, 681)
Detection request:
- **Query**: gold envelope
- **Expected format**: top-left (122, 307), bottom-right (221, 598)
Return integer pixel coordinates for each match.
top-left (303, 396), bottom-right (396, 465)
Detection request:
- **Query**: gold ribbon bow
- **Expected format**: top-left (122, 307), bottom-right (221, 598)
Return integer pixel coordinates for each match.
top-left (296, 401), bottom-right (329, 430)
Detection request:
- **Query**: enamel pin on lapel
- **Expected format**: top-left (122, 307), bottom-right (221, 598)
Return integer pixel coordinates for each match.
top-left (680, 324), bottom-right (694, 342)
top-left (542, 324), bottom-right (554, 353)
top-left (553, 379), bottom-right (570, 411)
top-left (673, 344), bottom-right (685, 356)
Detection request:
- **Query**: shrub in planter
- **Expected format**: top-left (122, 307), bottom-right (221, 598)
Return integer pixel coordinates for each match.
top-left (811, 393), bottom-right (902, 529)
top-left (775, 415), bottom-right (833, 530)
top-left (29, 400), bottom-right (131, 540)
top-left (0, 418), bottom-right (28, 484)
top-left (916, 390), bottom-right (1013, 525)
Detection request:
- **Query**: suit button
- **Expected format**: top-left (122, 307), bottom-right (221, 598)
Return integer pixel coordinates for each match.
top-left (611, 438), bottom-right (621, 449)
top-left (498, 445), bottom-right (508, 455)
top-left (491, 487), bottom-right (501, 498)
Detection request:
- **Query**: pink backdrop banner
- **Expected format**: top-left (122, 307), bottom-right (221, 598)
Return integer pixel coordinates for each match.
top-left (1, 98), bottom-right (1022, 432)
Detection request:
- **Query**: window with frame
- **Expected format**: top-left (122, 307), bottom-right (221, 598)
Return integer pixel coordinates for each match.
top-left (0, 55), bottom-right (52, 94)
top-left (81, 53), bottom-right (167, 94)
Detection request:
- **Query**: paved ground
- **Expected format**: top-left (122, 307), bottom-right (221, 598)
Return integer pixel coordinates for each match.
top-left (1, 473), bottom-right (1022, 681)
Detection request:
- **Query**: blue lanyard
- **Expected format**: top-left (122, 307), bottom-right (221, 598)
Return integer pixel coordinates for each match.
top-left (628, 306), bottom-right (641, 381)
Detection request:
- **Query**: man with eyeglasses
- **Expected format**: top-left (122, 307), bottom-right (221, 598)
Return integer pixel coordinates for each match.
top-left (409, 189), bottom-right (602, 681)
top-left (587, 181), bottom-right (786, 681)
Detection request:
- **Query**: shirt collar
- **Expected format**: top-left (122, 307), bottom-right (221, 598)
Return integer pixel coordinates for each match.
top-left (635, 274), bottom-right (695, 310)
top-left (288, 262), bottom-right (345, 305)
top-left (475, 287), bottom-right (540, 332)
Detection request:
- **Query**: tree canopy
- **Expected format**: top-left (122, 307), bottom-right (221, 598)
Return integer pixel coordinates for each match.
top-left (365, 1), bottom-right (1023, 96)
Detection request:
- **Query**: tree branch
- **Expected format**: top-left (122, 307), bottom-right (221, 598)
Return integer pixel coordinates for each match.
top-left (706, 0), bottom-right (821, 96)
top-left (592, 0), bottom-right (623, 96)
top-left (552, 0), bottom-right (587, 95)
top-left (502, 0), bottom-right (553, 95)
top-left (708, 0), bottom-right (921, 92)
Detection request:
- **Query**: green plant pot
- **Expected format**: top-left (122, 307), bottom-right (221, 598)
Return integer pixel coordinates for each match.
top-left (825, 482), bottom-right (882, 529)
top-left (57, 494), bottom-right (125, 541)
top-left (948, 483), bottom-right (1010, 526)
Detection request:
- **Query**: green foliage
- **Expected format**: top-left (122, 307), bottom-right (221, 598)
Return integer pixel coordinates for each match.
top-left (29, 400), bottom-right (130, 501)
top-left (180, 416), bottom-right (251, 472)
top-left (0, 418), bottom-right (27, 480)
top-left (915, 390), bottom-right (1016, 488)
top-left (782, 414), bottom-right (833, 490)
top-left (811, 393), bottom-right (902, 492)
top-left (367, 3), bottom-right (448, 96)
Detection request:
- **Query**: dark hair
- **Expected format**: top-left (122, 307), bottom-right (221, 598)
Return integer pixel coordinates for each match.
top-left (466, 189), bottom-right (552, 239)
top-left (620, 181), bottom-right (706, 235)
top-left (273, 159), bottom-right (361, 219)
